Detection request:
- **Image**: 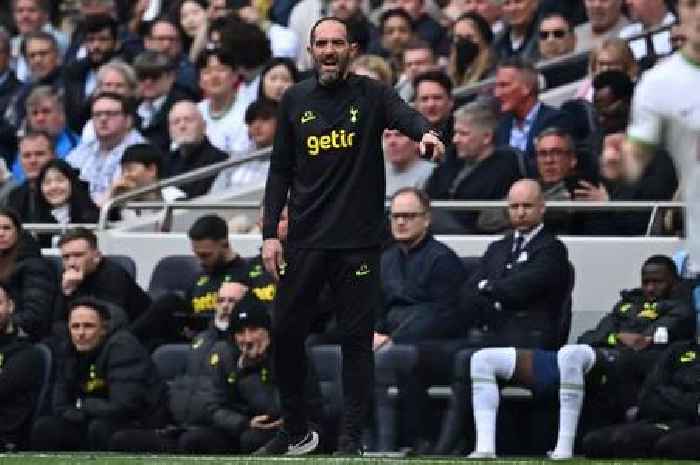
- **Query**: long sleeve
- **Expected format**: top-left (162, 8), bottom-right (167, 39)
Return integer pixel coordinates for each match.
top-left (262, 92), bottom-right (295, 239)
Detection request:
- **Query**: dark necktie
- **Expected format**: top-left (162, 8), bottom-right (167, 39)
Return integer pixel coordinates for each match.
top-left (512, 234), bottom-right (525, 261)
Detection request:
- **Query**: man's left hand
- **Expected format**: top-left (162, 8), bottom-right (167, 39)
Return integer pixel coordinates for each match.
top-left (419, 131), bottom-right (445, 162)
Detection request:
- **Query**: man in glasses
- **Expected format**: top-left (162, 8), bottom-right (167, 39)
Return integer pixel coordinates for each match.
top-left (537, 13), bottom-right (576, 60)
top-left (66, 91), bottom-right (144, 205)
top-left (375, 187), bottom-right (466, 351)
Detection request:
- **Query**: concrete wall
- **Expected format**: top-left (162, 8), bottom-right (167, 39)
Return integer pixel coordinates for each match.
top-left (93, 231), bottom-right (683, 341)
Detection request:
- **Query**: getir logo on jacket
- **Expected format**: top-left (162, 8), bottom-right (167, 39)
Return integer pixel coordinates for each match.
top-left (307, 129), bottom-right (355, 156)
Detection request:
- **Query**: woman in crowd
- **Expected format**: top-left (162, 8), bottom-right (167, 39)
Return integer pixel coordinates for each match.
top-left (258, 57), bottom-right (299, 104)
top-left (0, 207), bottom-right (57, 341)
top-left (35, 159), bottom-right (99, 246)
top-left (173, 0), bottom-right (210, 62)
top-left (448, 12), bottom-right (496, 87)
top-left (575, 38), bottom-right (638, 101)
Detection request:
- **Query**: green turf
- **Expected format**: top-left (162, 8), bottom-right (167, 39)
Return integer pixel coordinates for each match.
top-left (0, 455), bottom-right (696, 465)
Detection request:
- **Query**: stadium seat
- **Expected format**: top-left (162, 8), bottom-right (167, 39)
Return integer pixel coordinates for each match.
top-left (43, 254), bottom-right (137, 280)
top-left (152, 343), bottom-right (190, 382)
top-left (148, 255), bottom-right (202, 299)
top-left (33, 343), bottom-right (53, 422)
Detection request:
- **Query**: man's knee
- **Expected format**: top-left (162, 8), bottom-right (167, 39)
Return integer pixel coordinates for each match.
top-left (470, 347), bottom-right (516, 381)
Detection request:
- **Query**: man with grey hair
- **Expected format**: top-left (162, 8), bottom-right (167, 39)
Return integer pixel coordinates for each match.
top-left (166, 100), bottom-right (228, 198)
top-left (133, 50), bottom-right (191, 155)
top-left (427, 98), bottom-right (522, 232)
top-left (11, 86), bottom-right (79, 181)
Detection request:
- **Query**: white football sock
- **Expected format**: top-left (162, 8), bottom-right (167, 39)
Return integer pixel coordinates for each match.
top-left (551, 344), bottom-right (596, 459)
top-left (470, 347), bottom-right (516, 455)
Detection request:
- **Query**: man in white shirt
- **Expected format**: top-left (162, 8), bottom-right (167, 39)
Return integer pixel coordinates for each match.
top-left (66, 92), bottom-right (144, 205)
top-left (384, 129), bottom-right (434, 198)
top-left (622, 0), bottom-right (700, 201)
top-left (195, 48), bottom-right (251, 155)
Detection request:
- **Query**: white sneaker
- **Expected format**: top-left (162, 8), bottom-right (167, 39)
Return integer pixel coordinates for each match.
top-left (467, 450), bottom-right (497, 459)
top-left (547, 449), bottom-right (573, 460)
top-left (286, 430), bottom-right (320, 455)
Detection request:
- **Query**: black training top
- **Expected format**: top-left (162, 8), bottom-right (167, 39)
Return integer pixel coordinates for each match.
top-left (263, 73), bottom-right (432, 249)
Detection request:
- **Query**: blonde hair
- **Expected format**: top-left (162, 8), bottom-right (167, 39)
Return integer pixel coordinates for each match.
top-left (589, 38), bottom-right (638, 80)
top-left (447, 17), bottom-right (495, 86)
top-left (350, 54), bottom-right (395, 86)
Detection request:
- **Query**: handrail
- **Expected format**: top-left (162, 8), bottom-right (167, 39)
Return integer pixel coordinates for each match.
top-left (111, 199), bottom-right (684, 237)
top-left (452, 22), bottom-right (674, 100)
top-left (97, 146), bottom-right (272, 230)
top-left (22, 223), bottom-right (98, 233)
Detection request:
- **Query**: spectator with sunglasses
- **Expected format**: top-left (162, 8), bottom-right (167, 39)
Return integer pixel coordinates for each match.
top-left (538, 12), bottom-right (576, 60)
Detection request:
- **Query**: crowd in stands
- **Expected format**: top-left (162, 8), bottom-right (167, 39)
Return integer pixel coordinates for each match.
top-left (0, 0), bottom-right (698, 459)
top-left (0, 0), bottom-right (688, 234)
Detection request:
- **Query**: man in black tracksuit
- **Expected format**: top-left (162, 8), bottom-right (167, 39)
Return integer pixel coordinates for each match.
top-left (259, 16), bottom-right (445, 455)
top-left (31, 297), bottom-right (167, 451)
top-left (583, 340), bottom-right (700, 458)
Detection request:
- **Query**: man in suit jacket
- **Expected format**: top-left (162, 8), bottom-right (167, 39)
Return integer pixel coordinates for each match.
top-left (426, 98), bottom-right (522, 233)
top-left (493, 57), bottom-right (573, 176)
top-left (62, 14), bottom-right (121, 134)
top-left (462, 178), bottom-right (570, 349)
top-left (132, 50), bottom-right (192, 155)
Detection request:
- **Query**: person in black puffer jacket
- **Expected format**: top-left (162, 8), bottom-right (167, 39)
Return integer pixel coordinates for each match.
top-left (0, 207), bottom-right (58, 342)
top-left (30, 297), bottom-right (167, 451)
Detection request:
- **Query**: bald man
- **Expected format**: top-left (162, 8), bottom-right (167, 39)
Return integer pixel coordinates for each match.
top-left (378, 179), bottom-right (572, 453)
top-left (166, 100), bottom-right (228, 198)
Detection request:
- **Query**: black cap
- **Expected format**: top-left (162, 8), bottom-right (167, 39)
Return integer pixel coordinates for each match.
top-left (229, 294), bottom-right (271, 333)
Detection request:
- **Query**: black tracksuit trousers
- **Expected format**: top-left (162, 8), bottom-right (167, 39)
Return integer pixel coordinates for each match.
top-left (273, 247), bottom-right (379, 442)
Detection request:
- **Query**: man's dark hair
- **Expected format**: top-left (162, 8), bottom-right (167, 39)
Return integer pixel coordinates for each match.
top-left (121, 143), bottom-right (164, 178)
top-left (538, 12), bottom-right (573, 32)
top-left (403, 37), bottom-right (434, 55)
top-left (188, 214), bottom-right (229, 241)
top-left (20, 129), bottom-right (55, 153)
top-left (21, 30), bottom-right (58, 57)
top-left (58, 227), bottom-right (99, 249)
top-left (391, 187), bottom-right (430, 211)
top-left (643, 254), bottom-right (679, 279)
top-left (69, 296), bottom-right (112, 321)
top-left (245, 99), bottom-right (277, 124)
top-left (218, 16), bottom-right (271, 69)
top-left (309, 16), bottom-right (354, 44)
top-left (91, 91), bottom-right (130, 114)
top-left (80, 13), bottom-right (119, 39)
top-left (147, 16), bottom-right (183, 41)
top-left (195, 47), bottom-right (237, 71)
top-left (413, 69), bottom-right (453, 95)
top-left (379, 8), bottom-right (414, 33)
top-left (593, 70), bottom-right (635, 101)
